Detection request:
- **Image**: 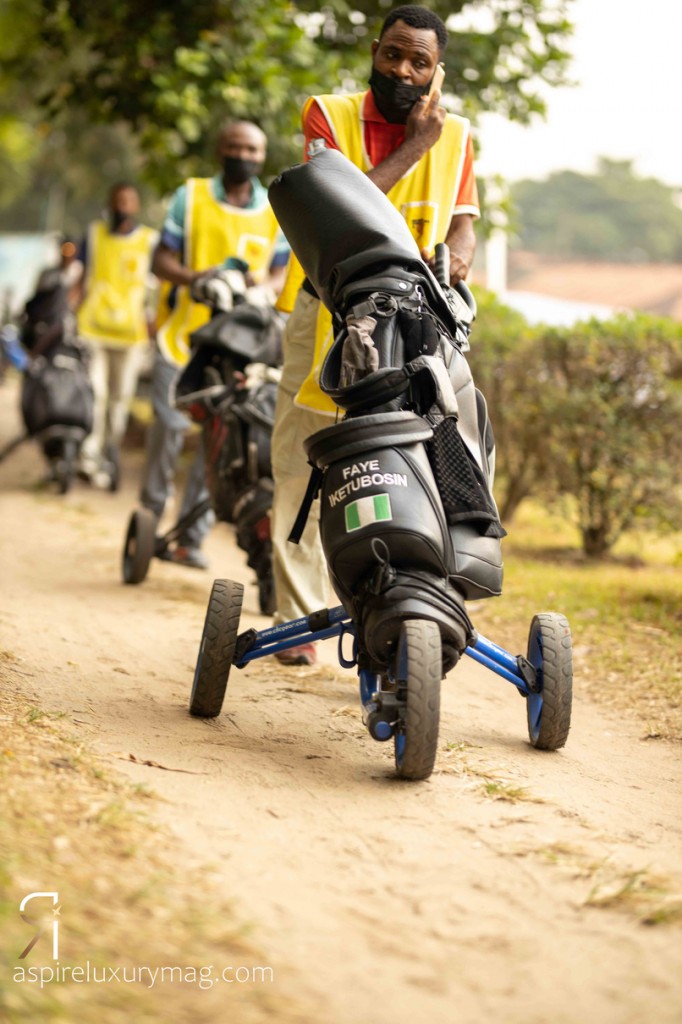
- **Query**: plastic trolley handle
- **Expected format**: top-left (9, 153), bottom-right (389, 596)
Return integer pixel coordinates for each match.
top-left (434, 242), bottom-right (477, 320)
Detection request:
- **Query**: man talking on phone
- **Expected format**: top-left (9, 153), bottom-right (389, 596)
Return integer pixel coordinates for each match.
top-left (270, 5), bottom-right (481, 664)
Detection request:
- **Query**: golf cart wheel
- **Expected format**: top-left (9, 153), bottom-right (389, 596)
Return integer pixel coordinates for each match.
top-left (393, 619), bottom-right (442, 781)
top-left (106, 443), bottom-right (120, 493)
top-left (189, 579), bottom-right (244, 718)
top-left (54, 437), bottom-right (78, 495)
top-left (526, 613), bottom-right (573, 750)
top-left (257, 566), bottom-right (276, 616)
top-left (122, 508), bottom-right (158, 585)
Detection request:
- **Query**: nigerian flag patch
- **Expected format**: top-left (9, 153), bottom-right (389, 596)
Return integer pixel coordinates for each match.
top-left (344, 493), bottom-right (392, 532)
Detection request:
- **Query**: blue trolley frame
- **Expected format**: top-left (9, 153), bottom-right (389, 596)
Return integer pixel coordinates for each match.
top-left (234, 604), bottom-right (537, 699)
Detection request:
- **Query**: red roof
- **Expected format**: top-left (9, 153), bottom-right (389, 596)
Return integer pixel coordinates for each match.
top-left (505, 252), bottom-right (682, 321)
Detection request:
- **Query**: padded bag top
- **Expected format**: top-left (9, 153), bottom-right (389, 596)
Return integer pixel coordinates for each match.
top-left (268, 149), bottom-right (418, 305)
top-left (188, 305), bottom-right (283, 368)
top-left (268, 149), bottom-right (463, 335)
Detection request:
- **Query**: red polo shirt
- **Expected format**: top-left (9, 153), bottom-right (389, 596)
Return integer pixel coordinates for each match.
top-left (303, 89), bottom-right (480, 217)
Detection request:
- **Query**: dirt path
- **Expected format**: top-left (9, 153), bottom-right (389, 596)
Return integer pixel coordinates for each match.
top-left (1, 383), bottom-right (681, 1024)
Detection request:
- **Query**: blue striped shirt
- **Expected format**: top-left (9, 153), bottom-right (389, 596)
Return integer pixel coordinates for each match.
top-left (160, 174), bottom-right (289, 269)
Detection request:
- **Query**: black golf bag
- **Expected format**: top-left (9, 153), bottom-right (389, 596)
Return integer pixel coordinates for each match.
top-left (175, 290), bottom-right (284, 609)
top-left (269, 149), bottom-right (504, 672)
top-left (18, 270), bottom-right (93, 492)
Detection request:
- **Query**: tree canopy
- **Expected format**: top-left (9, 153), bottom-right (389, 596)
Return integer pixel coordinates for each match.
top-left (0, 0), bottom-right (574, 211)
top-left (511, 159), bottom-right (682, 262)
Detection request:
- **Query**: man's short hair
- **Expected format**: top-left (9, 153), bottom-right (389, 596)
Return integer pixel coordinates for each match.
top-left (218, 119), bottom-right (266, 141)
top-left (379, 5), bottom-right (448, 53)
top-left (109, 181), bottom-right (138, 199)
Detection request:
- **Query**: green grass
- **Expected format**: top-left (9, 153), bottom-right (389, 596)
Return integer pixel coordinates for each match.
top-left (473, 502), bottom-right (682, 739)
top-left (480, 781), bottom-right (536, 803)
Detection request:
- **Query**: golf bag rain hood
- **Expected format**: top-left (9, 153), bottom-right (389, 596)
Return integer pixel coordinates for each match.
top-left (269, 150), bottom-right (503, 670)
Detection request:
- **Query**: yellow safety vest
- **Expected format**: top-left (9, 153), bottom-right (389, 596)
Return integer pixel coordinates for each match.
top-left (280, 92), bottom-right (470, 415)
top-left (77, 221), bottom-right (157, 347)
top-left (156, 178), bottom-right (281, 368)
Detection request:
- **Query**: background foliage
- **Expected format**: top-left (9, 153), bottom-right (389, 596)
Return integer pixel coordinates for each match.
top-left (0, 0), bottom-right (574, 227)
top-left (511, 159), bottom-right (682, 262)
top-left (468, 294), bottom-right (682, 555)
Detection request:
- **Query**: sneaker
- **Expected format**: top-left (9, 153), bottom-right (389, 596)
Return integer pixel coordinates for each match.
top-left (159, 545), bottom-right (209, 570)
top-left (92, 469), bottom-right (113, 490)
top-left (275, 642), bottom-right (317, 667)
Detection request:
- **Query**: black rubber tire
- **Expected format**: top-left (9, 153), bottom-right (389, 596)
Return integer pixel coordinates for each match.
top-left (189, 579), bottom-right (244, 718)
top-left (54, 463), bottom-right (72, 495)
top-left (103, 443), bottom-right (120, 492)
top-left (122, 508), bottom-right (158, 585)
top-left (393, 619), bottom-right (442, 781)
top-left (54, 438), bottom-right (78, 495)
top-left (526, 613), bottom-right (573, 750)
top-left (257, 571), bottom-right (276, 616)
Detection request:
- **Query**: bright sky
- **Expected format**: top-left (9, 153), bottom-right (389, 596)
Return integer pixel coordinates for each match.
top-left (473, 0), bottom-right (682, 186)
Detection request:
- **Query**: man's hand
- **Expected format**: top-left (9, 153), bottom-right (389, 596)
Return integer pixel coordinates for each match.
top-left (443, 214), bottom-right (476, 285)
top-left (447, 250), bottom-right (470, 285)
top-left (190, 268), bottom-right (248, 311)
top-left (367, 91), bottom-right (445, 195)
top-left (404, 92), bottom-right (446, 154)
top-left (421, 245), bottom-right (470, 286)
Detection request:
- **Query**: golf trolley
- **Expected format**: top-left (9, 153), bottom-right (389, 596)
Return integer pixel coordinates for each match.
top-left (0, 271), bottom-right (93, 495)
top-left (122, 272), bottom-right (283, 615)
top-left (186, 150), bottom-right (573, 781)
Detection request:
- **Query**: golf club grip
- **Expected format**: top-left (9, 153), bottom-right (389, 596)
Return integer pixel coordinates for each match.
top-left (455, 280), bottom-right (477, 317)
top-left (434, 243), bottom-right (449, 289)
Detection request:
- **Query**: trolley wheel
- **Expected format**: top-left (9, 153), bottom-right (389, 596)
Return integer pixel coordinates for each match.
top-left (189, 579), bottom-right (244, 718)
top-left (54, 437), bottom-right (78, 495)
top-left (526, 613), bottom-right (573, 750)
top-left (105, 443), bottom-right (120, 493)
top-left (257, 569), bottom-right (275, 617)
top-left (122, 508), bottom-right (158, 585)
top-left (393, 619), bottom-right (442, 781)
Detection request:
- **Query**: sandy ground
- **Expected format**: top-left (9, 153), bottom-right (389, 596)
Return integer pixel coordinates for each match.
top-left (1, 377), bottom-right (681, 1024)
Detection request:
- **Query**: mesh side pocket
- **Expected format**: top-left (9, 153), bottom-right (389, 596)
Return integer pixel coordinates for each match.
top-left (426, 417), bottom-right (506, 537)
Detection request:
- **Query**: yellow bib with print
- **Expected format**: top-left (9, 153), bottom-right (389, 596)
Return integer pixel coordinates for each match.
top-left (284, 92), bottom-right (468, 414)
top-left (77, 222), bottom-right (157, 347)
top-left (157, 178), bottom-right (281, 368)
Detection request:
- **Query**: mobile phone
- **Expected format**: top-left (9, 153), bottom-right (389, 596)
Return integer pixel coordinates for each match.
top-left (428, 63), bottom-right (445, 98)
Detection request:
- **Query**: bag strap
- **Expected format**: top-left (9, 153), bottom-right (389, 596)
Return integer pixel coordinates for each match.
top-left (288, 465), bottom-right (324, 544)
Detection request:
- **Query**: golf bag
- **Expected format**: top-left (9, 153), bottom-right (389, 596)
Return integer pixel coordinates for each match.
top-left (21, 342), bottom-right (93, 439)
top-left (174, 282), bottom-right (284, 608)
top-left (17, 269), bottom-right (93, 492)
top-left (269, 149), bottom-right (504, 671)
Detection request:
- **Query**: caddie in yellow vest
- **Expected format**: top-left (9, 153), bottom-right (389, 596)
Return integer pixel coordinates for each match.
top-left (139, 119), bottom-right (289, 570)
top-left (155, 175), bottom-right (283, 369)
top-left (77, 182), bottom-right (158, 488)
top-left (270, 5), bottom-right (481, 663)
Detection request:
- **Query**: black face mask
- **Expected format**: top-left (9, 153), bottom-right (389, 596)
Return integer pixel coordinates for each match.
top-left (110, 210), bottom-right (132, 230)
top-left (222, 156), bottom-right (262, 185)
top-left (368, 66), bottom-right (429, 124)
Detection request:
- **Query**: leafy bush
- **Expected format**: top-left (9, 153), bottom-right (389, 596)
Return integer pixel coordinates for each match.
top-left (534, 314), bottom-right (682, 556)
top-left (467, 289), bottom-right (549, 523)
top-left (468, 297), bottom-right (682, 555)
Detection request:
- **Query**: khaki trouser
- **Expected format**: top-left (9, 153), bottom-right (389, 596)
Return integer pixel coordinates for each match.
top-left (271, 290), bottom-right (335, 624)
top-left (80, 342), bottom-right (147, 470)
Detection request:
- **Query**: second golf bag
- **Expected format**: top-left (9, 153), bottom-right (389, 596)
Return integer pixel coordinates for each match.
top-left (174, 273), bottom-right (284, 613)
top-left (19, 268), bottom-right (93, 492)
top-left (269, 149), bottom-right (504, 673)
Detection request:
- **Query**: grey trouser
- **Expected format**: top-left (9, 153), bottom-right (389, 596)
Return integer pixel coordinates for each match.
top-left (139, 350), bottom-right (214, 548)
